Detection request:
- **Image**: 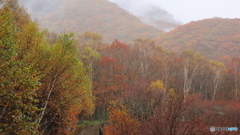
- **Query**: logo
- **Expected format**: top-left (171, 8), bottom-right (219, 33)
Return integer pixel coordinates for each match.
top-left (210, 126), bottom-right (215, 132)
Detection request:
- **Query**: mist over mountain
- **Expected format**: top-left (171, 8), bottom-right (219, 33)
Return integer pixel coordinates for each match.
top-left (137, 5), bottom-right (180, 31)
top-left (108, 0), bottom-right (181, 31)
top-left (19, 0), bottom-right (165, 43)
top-left (19, 0), bottom-right (179, 33)
top-left (19, 0), bottom-right (67, 19)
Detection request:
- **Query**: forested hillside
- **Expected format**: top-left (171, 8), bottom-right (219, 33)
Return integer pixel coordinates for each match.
top-left (155, 18), bottom-right (240, 60)
top-left (1, 0), bottom-right (240, 135)
top-left (19, 0), bottom-right (164, 43)
top-left (0, 1), bottom-right (93, 134)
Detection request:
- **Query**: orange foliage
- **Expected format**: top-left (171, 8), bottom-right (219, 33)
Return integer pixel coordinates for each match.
top-left (27, 0), bottom-right (164, 43)
top-left (105, 101), bottom-right (140, 135)
top-left (156, 18), bottom-right (240, 61)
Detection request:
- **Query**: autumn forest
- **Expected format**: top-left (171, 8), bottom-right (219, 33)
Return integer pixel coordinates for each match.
top-left (0, 0), bottom-right (240, 135)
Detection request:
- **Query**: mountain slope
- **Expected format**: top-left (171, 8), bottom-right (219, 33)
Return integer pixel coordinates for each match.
top-left (20, 0), bottom-right (164, 43)
top-left (108, 1), bottom-right (181, 31)
top-left (139, 16), bottom-right (179, 32)
top-left (155, 18), bottom-right (240, 59)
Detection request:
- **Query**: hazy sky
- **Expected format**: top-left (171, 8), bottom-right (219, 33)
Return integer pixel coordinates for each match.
top-left (108, 0), bottom-right (240, 23)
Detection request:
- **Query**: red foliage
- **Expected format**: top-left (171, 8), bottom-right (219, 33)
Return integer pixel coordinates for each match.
top-left (109, 39), bottom-right (128, 50)
top-left (99, 56), bottom-right (116, 67)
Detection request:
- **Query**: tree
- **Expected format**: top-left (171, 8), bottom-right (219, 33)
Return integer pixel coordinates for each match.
top-left (139, 95), bottom-right (205, 135)
top-left (133, 39), bottom-right (156, 79)
top-left (78, 47), bottom-right (101, 80)
top-left (5, 0), bottom-right (31, 29)
top-left (77, 31), bottom-right (103, 51)
top-left (36, 33), bottom-right (94, 134)
top-left (181, 50), bottom-right (199, 100)
top-left (0, 6), bottom-right (41, 134)
top-left (232, 57), bottom-right (240, 101)
top-left (209, 60), bottom-right (226, 102)
top-left (93, 40), bottom-right (130, 120)
top-left (105, 101), bottom-right (140, 135)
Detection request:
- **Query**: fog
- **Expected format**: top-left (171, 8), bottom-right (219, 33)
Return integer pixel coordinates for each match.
top-left (18, 0), bottom-right (67, 18)
top-left (108, 0), bottom-right (179, 23)
top-left (108, 0), bottom-right (240, 23)
top-left (15, 0), bottom-right (240, 31)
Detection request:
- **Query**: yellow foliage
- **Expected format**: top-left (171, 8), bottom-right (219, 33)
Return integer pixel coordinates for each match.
top-left (169, 88), bottom-right (177, 97)
top-left (150, 80), bottom-right (165, 90)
